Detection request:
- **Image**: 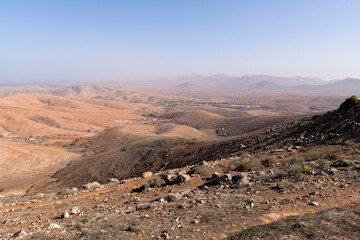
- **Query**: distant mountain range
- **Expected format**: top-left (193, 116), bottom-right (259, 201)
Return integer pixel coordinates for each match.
top-left (0, 75), bottom-right (360, 97)
top-left (150, 74), bottom-right (326, 87)
top-left (149, 74), bottom-right (360, 95)
top-left (0, 82), bottom-right (125, 98)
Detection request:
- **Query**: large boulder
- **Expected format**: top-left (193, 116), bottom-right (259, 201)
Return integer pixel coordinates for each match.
top-left (211, 173), bottom-right (232, 185)
top-left (176, 173), bottom-right (191, 183)
top-left (82, 181), bottom-right (104, 191)
top-left (162, 171), bottom-right (177, 183)
top-left (233, 173), bottom-right (252, 188)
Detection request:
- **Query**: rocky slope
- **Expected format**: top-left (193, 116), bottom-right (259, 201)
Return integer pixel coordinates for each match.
top-left (48, 98), bottom-right (360, 191)
top-left (1, 143), bottom-right (360, 239)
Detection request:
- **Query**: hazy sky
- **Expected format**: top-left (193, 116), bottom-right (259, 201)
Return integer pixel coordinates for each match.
top-left (1, 0), bottom-right (360, 84)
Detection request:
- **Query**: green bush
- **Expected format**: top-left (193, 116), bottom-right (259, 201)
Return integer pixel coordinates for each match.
top-left (315, 158), bottom-right (329, 169)
top-left (296, 165), bottom-right (313, 175)
top-left (331, 159), bottom-right (355, 168)
top-left (339, 95), bottom-right (358, 112)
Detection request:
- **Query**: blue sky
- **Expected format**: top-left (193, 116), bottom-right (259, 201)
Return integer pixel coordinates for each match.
top-left (0, 0), bottom-right (360, 84)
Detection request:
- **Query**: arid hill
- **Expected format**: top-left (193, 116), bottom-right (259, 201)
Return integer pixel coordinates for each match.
top-left (0, 93), bottom-right (153, 193)
top-left (46, 96), bottom-right (360, 192)
top-left (1, 92), bottom-right (316, 195)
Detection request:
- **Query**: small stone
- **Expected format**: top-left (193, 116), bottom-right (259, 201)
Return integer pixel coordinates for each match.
top-left (233, 176), bottom-right (251, 188)
top-left (62, 211), bottom-right (70, 218)
top-left (82, 181), bottom-right (104, 191)
top-left (136, 203), bottom-right (151, 211)
top-left (162, 173), bottom-right (177, 183)
top-left (177, 169), bottom-right (188, 175)
top-left (232, 173), bottom-right (247, 183)
top-left (323, 168), bottom-right (337, 175)
top-left (36, 193), bottom-right (45, 198)
top-left (191, 219), bottom-right (200, 224)
top-left (211, 172), bottom-right (221, 179)
top-left (309, 201), bottom-right (319, 206)
top-left (71, 206), bottom-right (81, 215)
top-left (142, 171), bottom-right (153, 178)
top-left (200, 161), bottom-right (208, 166)
top-left (352, 164), bottom-right (360, 170)
top-left (127, 225), bottom-right (136, 232)
top-left (211, 173), bottom-right (232, 185)
top-left (161, 232), bottom-right (171, 239)
top-left (107, 178), bottom-right (120, 184)
top-left (12, 230), bottom-right (27, 238)
top-left (48, 223), bottom-right (61, 229)
top-left (155, 197), bottom-right (165, 202)
top-left (167, 193), bottom-right (182, 202)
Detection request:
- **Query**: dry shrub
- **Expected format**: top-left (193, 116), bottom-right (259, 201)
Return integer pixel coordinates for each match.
top-left (343, 142), bottom-right (359, 153)
top-left (234, 159), bottom-right (261, 172)
top-left (228, 204), bottom-right (360, 240)
top-left (261, 156), bottom-right (277, 167)
top-left (190, 165), bottom-right (213, 177)
top-left (285, 155), bottom-right (305, 165)
top-left (301, 147), bottom-right (341, 161)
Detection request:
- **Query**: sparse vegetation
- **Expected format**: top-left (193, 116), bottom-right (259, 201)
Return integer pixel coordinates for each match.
top-left (200, 213), bottom-right (219, 223)
top-left (227, 205), bottom-right (360, 240)
top-left (339, 95), bottom-right (358, 112)
top-left (261, 157), bottom-right (276, 167)
top-left (190, 165), bottom-right (213, 177)
top-left (271, 183), bottom-right (286, 190)
top-left (285, 155), bottom-right (305, 165)
top-left (302, 147), bottom-right (341, 161)
top-left (315, 158), bottom-right (329, 169)
top-left (233, 159), bottom-right (260, 172)
top-left (296, 165), bottom-right (313, 175)
top-left (331, 159), bottom-right (355, 167)
top-left (78, 216), bottom-right (93, 223)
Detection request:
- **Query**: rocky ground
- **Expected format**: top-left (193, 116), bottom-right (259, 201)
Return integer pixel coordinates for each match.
top-left (1, 144), bottom-right (360, 239)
